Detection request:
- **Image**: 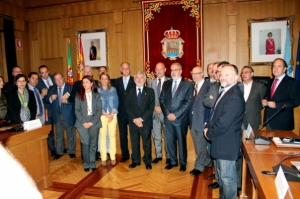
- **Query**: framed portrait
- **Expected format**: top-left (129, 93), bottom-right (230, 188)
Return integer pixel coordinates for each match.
top-left (80, 32), bottom-right (107, 67)
top-left (248, 16), bottom-right (294, 65)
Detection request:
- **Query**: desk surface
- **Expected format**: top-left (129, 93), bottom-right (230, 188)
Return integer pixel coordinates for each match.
top-left (242, 130), bottom-right (300, 199)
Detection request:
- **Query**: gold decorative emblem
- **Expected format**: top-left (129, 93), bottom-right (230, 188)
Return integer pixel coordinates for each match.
top-left (161, 28), bottom-right (184, 60)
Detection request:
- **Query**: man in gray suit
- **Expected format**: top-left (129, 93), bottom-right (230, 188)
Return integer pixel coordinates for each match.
top-left (240, 66), bottom-right (266, 130)
top-left (147, 62), bottom-right (170, 164)
top-left (160, 62), bottom-right (194, 172)
top-left (189, 67), bottom-right (212, 176)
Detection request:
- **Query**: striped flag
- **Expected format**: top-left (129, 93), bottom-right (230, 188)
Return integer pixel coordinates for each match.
top-left (77, 35), bottom-right (84, 80)
top-left (67, 42), bottom-right (74, 85)
top-left (285, 23), bottom-right (293, 77)
top-left (295, 32), bottom-right (300, 86)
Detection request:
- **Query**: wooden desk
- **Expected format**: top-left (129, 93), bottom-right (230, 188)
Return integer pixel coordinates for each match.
top-left (0, 125), bottom-right (52, 190)
top-left (241, 130), bottom-right (300, 199)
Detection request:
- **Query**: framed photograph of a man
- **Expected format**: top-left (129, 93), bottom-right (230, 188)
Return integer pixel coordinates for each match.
top-left (248, 16), bottom-right (294, 65)
top-left (80, 32), bottom-right (107, 67)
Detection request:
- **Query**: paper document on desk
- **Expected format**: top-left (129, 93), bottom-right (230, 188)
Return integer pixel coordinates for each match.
top-left (275, 166), bottom-right (290, 199)
top-left (244, 124), bottom-right (253, 138)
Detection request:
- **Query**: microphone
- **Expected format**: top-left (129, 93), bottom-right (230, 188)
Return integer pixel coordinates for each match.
top-left (272, 153), bottom-right (300, 182)
top-left (254, 104), bottom-right (286, 145)
top-left (1, 95), bottom-right (23, 131)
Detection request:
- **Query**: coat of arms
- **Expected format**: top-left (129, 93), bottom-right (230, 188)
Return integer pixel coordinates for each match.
top-left (161, 28), bottom-right (184, 60)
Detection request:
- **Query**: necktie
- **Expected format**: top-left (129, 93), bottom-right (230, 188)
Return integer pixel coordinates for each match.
top-left (34, 87), bottom-right (43, 116)
top-left (157, 78), bottom-right (161, 96)
top-left (194, 83), bottom-right (198, 101)
top-left (172, 81), bottom-right (177, 98)
top-left (58, 87), bottom-right (62, 108)
top-left (124, 78), bottom-right (127, 90)
top-left (46, 79), bottom-right (51, 88)
top-left (137, 88), bottom-right (142, 104)
top-left (270, 78), bottom-right (278, 98)
top-left (210, 87), bottom-right (224, 120)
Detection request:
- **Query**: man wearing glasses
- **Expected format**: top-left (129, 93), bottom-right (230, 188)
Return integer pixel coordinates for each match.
top-left (160, 62), bottom-right (193, 172)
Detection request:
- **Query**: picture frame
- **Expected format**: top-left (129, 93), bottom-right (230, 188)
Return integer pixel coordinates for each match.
top-left (80, 31), bottom-right (107, 67)
top-left (248, 16), bottom-right (294, 66)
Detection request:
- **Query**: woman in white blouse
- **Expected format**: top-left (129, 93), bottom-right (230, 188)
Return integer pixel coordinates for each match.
top-left (75, 75), bottom-right (102, 172)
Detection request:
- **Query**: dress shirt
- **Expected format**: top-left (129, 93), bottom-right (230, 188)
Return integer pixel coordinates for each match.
top-left (123, 76), bottom-right (129, 89)
top-left (42, 77), bottom-right (53, 88)
top-left (172, 77), bottom-right (182, 91)
top-left (85, 92), bottom-right (93, 115)
top-left (28, 83), bottom-right (44, 116)
top-left (272, 74), bottom-right (285, 91)
top-left (195, 79), bottom-right (205, 94)
top-left (136, 86), bottom-right (143, 96)
top-left (243, 80), bottom-right (253, 102)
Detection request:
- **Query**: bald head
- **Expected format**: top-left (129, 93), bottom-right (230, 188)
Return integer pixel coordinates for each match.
top-left (155, 62), bottom-right (166, 78)
top-left (191, 67), bottom-right (204, 83)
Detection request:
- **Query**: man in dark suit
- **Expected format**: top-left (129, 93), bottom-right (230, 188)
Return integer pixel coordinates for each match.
top-left (4, 66), bottom-right (23, 93)
top-left (189, 67), bottom-right (212, 176)
top-left (204, 64), bottom-right (245, 199)
top-left (147, 62), bottom-right (170, 164)
top-left (49, 72), bottom-right (76, 160)
top-left (160, 62), bottom-right (193, 172)
top-left (125, 71), bottom-right (155, 170)
top-left (262, 58), bottom-right (300, 130)
top-left (113, 62), bottom-right (136, 162)
top-left (37, 65), bottom-right (56, 156)
top-left (89, 41), bottom-right (97, 60)
top-left (240, 66), bottom-right (266, 130)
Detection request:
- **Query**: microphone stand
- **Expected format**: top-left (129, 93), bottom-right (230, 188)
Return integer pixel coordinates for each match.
top-left (272, 153), bottom-right (300, 182)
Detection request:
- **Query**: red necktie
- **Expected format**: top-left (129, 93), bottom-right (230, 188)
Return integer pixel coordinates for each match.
top-left (270, 78), bottom-right (278, 98)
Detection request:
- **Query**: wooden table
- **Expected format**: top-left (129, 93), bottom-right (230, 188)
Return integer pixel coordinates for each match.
top-left (241, 130), bottom-right (300, 199)
top-left (0, 125), bottom-right (52, 190)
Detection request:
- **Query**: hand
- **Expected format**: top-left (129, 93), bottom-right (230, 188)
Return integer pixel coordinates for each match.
top-left (41, 88), bottom-right (48, 97)
top-left (61, 98), bottom-right (67, 104)
top-left (262, 99), bottom-right (268, 106)
top-left (267, 101), bottom-right (276, 108)
top-left (203, 128), bottom-right (209, 140)
top-left (209, 95), bottom-right (214, 99)
top-left (154, 106), bottom-right (162, 114)
top-left (134, 118), bottom-right (143, 127)
top-left (106, 113), bottom-right (113, 123)
top-left (83, 122), bottom-right (93, 129)
top-left (51, 94), bottom-right (57, 101)
top-left (167, 113), bottom-right (176, 121)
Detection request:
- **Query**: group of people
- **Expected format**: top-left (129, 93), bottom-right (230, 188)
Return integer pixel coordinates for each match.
top-left (1, 57), bottom-right (300, 199)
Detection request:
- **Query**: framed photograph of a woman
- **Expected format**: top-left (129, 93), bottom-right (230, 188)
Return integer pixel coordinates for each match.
top-left (80, 32), bottom-right (107, 67)
top-left (248, 16), bottom-right (294, 65)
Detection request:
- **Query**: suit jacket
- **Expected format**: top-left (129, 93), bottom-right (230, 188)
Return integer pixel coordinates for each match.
top-left (69, 80), bottom-right (99, 103)
top-left (74, 92), bottom-right (102, 128)
top-left (4, 80), bottom-right (15, 93)
top-left (159, 78), bottom-right (193, 126)
top-left (37, 75), bottom-right (55, 118)
top-left (240, 81), bottom-right (266, 130)
top-left (51, 83), bottom-right (76, 126)
top-left (113, 76), bottom-right (136, 119)
top-left (203, 82), bottom-right (220, 108)
top-left (7, 89), bottom-right (37, 124)
top-left (264, 75), bottom-right (300, 130)
top-left (147, 77), bottom-right (171, 107)
top-left (206, 84), bottom-right (245, 161)
top-left (125, 87), bottom-right (155, 130)
top-left (190, 81), bottom-right (211, 131)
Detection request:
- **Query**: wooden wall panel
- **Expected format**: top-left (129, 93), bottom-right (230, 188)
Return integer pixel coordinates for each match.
top-left (203, 3), bottom-right (229, 72)
top-left (121, 10), bottom-right (143, 75)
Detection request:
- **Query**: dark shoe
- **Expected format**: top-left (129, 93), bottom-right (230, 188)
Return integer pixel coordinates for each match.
top-left (107, 153), bottom-right (110, 160)
top-left (146, 164), bottom-right (152, 170)
top-left (69, 154), bottom-right (76, 158)
top-left (54, 154), bottom-right (62, 160)
top-left (190, 169), bottom-right (202, 176)
top-left (96, 151), bottom-right (100, 157)
top-left (208, 182), bottom-right (219, 189)
top-left (207, 174), bottom-right (215, 180)
top-left (92, 168), bottom-right (97, 172)
top-left (64, 148), bottom-right (67, 153)
top-left (84, 168), bottom-right (90, 172)
top-left (120, 157), bottom-right (129, 162)
top-left (152, 157), bottom-right (162, 164)
top-left (96, 156), bottom-right (101, 161)
top-left (50, 150), bottom-right (56, 157)
top-left (179, 165), bottom-right (186, 172)
top-left (129, 162), bottom-right (141, 169)
top-left (166, 158), bottom-right (171, 164)
top-left (164, 164), bottom-right (178, 170)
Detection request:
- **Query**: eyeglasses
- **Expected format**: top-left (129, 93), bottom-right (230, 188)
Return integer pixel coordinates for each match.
top-left (190, 72), bottom-right (203, 75)
top-left (171, 69), bottom-right (182, 72)
top-left (241, 71), bottom-right (252, 75)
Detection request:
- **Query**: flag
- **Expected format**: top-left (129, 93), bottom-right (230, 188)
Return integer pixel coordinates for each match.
top-left (67, 42), bottom-right (74, 85)
top-left (77, 35), bottom-right (84, 80)
top-left (285, 23), bottom-right (293, 77)
top-left (295, 32), bottom-right (300, 87)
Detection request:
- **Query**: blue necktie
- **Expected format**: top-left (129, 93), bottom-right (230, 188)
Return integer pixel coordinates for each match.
top-left (34, 87), bottom-right (43, 116)
top-left (58, 87), bottom-right (62, 109)
top-left (137, 88), bottom-right (142, 104)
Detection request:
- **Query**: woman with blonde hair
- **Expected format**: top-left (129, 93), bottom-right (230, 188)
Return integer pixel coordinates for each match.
top-left (98, 73), bottom-right (119, 166)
